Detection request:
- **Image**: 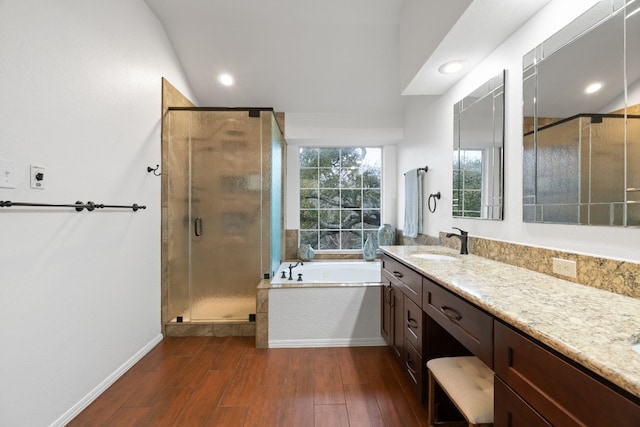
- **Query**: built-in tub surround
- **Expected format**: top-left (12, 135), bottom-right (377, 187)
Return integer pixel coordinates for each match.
top-left (271, 261), bottom-right (381, 284)
top-left (256, 260), bottom-right (383, 348)
top-left (380, 245), bottom-right (640, 399)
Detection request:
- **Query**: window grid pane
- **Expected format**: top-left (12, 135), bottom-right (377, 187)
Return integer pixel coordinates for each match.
top-left (299, 147), bottom-right (382, 251)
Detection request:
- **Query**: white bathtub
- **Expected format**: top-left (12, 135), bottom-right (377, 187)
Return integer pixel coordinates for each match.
top-left (271, 260), bottom-right (381, 285)
top-left (268, 260), bottom-right (384, 348)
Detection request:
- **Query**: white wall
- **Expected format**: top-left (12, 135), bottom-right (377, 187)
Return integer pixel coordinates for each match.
top-left (399, 0), bottom-right (640, 262)
top-left (0, 1), bottom-right (194, 425)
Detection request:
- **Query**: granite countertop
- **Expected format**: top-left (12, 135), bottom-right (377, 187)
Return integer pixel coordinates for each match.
top-left (380, 245), bottom-right (640, 400)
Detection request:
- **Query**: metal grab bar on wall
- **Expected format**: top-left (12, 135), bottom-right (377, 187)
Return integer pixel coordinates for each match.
top-left (0, 200), bottom-right (146, 212)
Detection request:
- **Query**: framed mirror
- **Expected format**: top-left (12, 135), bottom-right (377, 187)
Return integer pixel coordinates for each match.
top-left (523, 0), bottom-right (640, 226)
top-left (453, 71), bottom-right (505, 220)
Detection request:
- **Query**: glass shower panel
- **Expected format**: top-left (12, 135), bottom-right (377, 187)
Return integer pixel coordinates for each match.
top-left (167, 110), bottom-right (191, 322)
top-left (587, 116), bottom-right (625, 225)
top-left (536, 120), bottom-right (580, 223)
top-left (270, 113), bottom-right (283, 278)
top-left (627, 5), bottom-right (640, 226)
top-left (189, 111), bottom-right (262, 321)
top-left (628, 117), bottom-right (640, 226)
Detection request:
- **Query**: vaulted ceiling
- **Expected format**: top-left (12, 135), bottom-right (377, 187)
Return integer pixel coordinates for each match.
top-left (144, 0), bottom-right (552, 120)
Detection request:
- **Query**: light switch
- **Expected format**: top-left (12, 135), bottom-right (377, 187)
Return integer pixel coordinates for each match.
top-left (31, 165), bottom-right (45, 190)
top-left (0, 159), bottom-right (17, 189)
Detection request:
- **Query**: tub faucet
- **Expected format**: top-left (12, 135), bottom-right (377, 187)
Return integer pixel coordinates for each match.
top-left (288, 260), bottom-right (303, 280)
top-left (446, 227), bottom-right (469, 255)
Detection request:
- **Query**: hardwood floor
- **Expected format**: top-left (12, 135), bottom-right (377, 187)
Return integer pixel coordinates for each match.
top-left (68, 336), bottom-right (429, 426)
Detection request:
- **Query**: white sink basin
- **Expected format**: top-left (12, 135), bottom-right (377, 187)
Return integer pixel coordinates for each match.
top-left (633, 343), bottom-right (640, 355)
top-left (411, 253), bottom-right (458, 261)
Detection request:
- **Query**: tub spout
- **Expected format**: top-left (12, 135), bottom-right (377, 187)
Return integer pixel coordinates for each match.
top-left (288, 260), bottom-right (304, 280)
top-left (445, 227), bottom-right (469, 255)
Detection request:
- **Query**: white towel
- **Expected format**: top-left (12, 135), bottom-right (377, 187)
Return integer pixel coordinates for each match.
top-left (403, 169), bottom-right (423, 238)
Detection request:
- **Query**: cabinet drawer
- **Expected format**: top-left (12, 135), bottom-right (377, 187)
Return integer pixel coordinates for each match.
top-left (495, 321), bottom-right (640, 426)
top-left (494, 377), bottom-right (551, 427)
top-left (404, 338), bottom-right (423, 400)
top-left (423, 278), bottom-right (493, 368)
top-left (382, 254), bottom-right (422, 306)
top-left (404, 296), bottom-right (423, 353)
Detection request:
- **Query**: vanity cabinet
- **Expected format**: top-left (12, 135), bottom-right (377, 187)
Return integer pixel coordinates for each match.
top-left (381, 254), bottom-right (426, 402)
top-left (381, 249), bottom-right (640, 425)
top-left (494, 320), bottom-right (640, 426)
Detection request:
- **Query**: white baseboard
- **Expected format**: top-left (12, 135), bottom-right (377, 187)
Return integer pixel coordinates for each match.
top-left (268, 336), bottom-right (386, 348)
top-left (51, 333), bottom-right (163, 427)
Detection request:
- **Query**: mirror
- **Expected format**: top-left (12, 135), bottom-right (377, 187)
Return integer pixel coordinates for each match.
top-left (523, 0), bottom-right (640, 226)
top-left (453, 71), bottom-right (505, 220)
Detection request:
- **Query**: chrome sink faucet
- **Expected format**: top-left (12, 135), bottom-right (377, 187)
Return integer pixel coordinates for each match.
top-left (446, 227), bottom-right (469, 255)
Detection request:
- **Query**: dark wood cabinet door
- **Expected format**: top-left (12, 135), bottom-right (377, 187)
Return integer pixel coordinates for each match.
top-left (391, 285), bottom-right (404, 361)
top-left (495, 320), bottom-right (640, 426)
top-left (381, 280), bottom-right (392, 347)
top-left (404, 337), bottom-right (423, 401)
top-left (494, 377), bottom-right (551, 427)
top-left (404, 296), bottom-right (423, 354)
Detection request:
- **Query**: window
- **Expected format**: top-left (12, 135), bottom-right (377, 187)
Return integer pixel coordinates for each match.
top-left (453, 149), bottom-right (483, 217)
top-left (299, 147), bottom-right (382, 250)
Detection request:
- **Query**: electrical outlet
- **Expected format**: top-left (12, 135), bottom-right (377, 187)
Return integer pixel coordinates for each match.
top-left (552, 257), bottom-right (577, 278)
top-left (30, 165), bottom-right (45, 189)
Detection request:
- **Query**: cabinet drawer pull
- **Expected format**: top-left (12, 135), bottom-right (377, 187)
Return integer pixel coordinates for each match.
top-left (389, 288), bottom-right (395, 307)
top-left (406, 356), bottom-right (418, 375)
top-left (440, 305), bottom-right (462, 321)
top-left (407, 316), bottom-right (419, 329)
top-left (392, 271), bottom-right (404, 278)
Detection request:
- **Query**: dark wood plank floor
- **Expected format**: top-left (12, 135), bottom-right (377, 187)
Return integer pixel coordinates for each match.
top-left (68, 336), bottom-right (429, 427)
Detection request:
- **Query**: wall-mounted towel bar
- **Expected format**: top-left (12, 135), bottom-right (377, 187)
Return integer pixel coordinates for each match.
top-left (0, 200), bottom-right (146, 212)
top-left (403, 165), bottom-right (428, 175)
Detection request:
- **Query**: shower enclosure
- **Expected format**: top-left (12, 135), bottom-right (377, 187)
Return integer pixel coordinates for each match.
top-left (164, 108), bottom-right (283, 330)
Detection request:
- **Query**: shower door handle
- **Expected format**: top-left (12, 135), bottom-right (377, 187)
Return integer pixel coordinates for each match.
top-left (194, 217), bottom-right (203, 237)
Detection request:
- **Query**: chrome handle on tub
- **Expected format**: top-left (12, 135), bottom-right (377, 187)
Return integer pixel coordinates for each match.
top-left (194, 217), bottom-right (202, 237)
top-left (440, 305), bottom-right (462, 322)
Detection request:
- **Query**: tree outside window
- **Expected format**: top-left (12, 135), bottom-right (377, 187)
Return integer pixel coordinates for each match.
top-left (300, 147), bottom-right (382, 250)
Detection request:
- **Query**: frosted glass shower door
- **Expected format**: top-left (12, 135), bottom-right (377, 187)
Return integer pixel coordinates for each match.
top-left (189, 111), bottom-right (262, 321)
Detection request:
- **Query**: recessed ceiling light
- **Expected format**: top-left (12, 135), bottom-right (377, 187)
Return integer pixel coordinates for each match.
top-left (585, 82), bottom-right (603, 94)
top-left (218, 73), bottom-right (234, 86)
top-left (438, 60), bottom-right (467, 75)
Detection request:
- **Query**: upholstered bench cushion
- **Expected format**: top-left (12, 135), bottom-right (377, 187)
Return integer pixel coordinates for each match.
top-left (427, 356), bottom-right (494, 424)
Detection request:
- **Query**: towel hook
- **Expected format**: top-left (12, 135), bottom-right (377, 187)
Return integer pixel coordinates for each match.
top-left (147, 164), bottom-right (161, 176)
top-left (428, 192), bottom-right (441, 213)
